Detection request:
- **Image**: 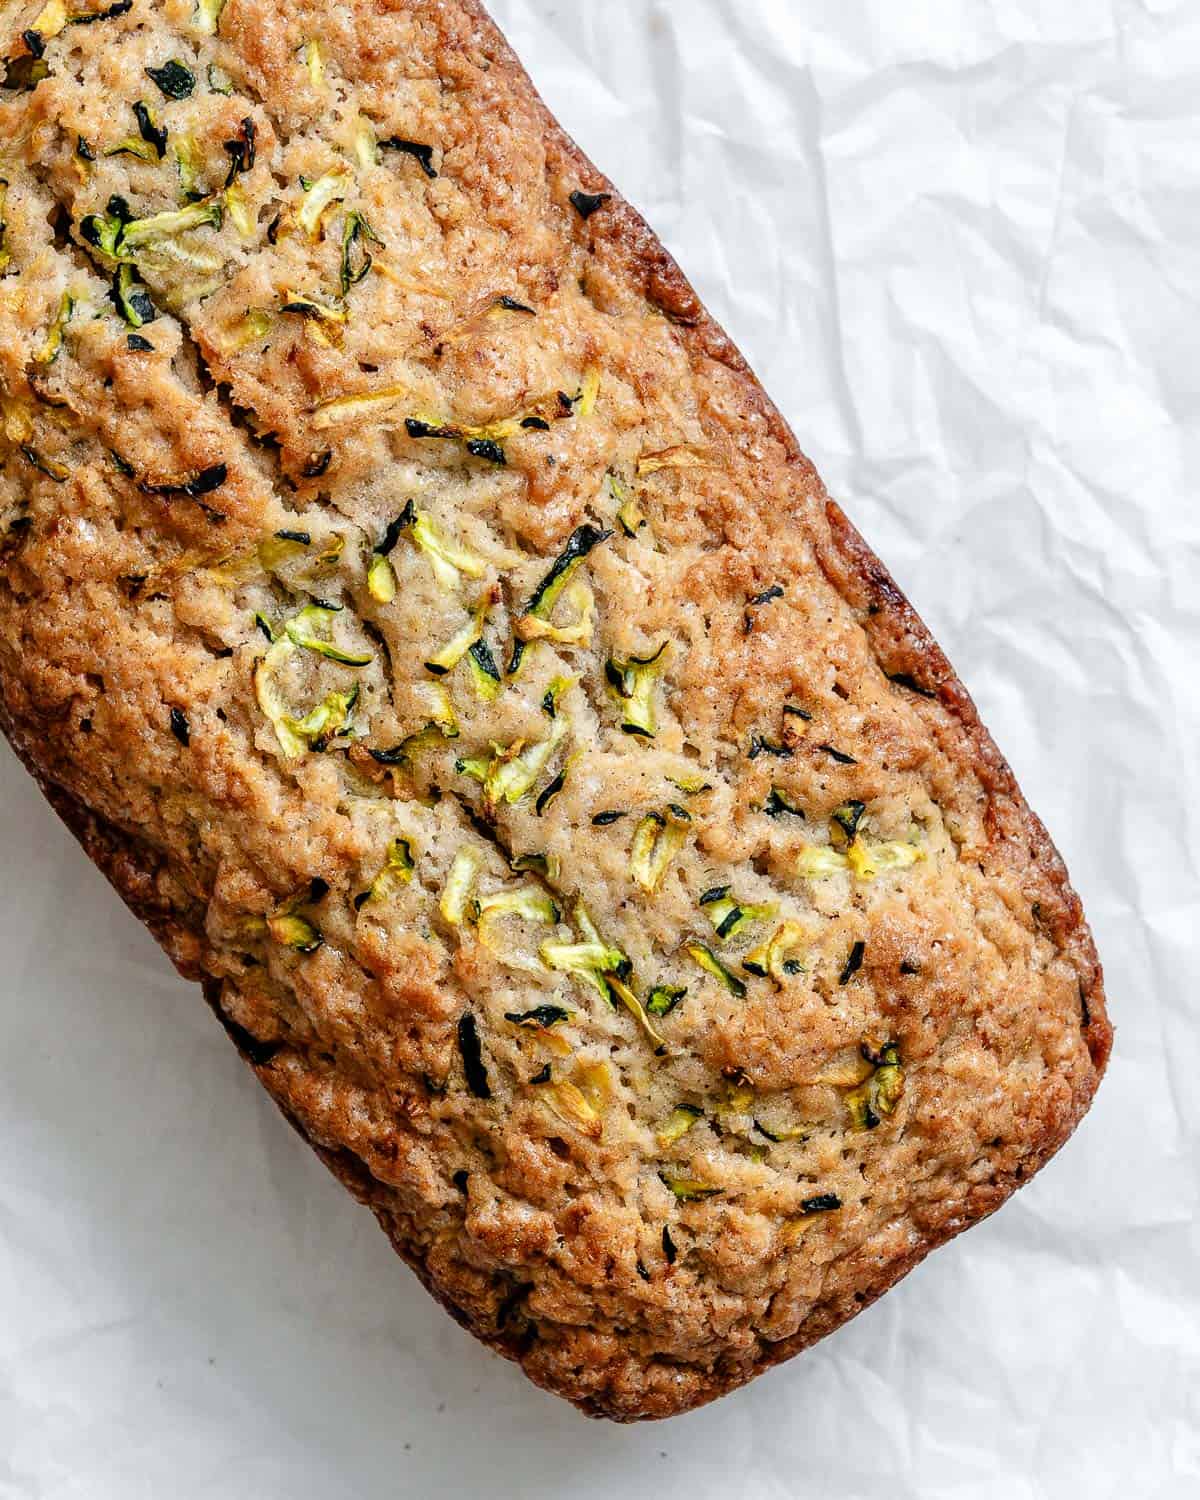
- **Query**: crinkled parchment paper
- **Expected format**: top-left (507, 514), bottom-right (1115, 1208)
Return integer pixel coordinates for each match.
top-left (1, 1), bottom-right (1197, 1493)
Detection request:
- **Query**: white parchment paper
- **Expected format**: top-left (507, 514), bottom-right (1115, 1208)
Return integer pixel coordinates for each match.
top-left (2, 1), bottom-right (1198, 1493)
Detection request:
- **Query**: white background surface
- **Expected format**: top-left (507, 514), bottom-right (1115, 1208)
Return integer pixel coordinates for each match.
top-left (2, 0), bottom-right (1197, 1494)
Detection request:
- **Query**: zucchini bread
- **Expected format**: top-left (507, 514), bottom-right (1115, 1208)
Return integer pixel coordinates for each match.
top-left (0, 0), bottom-right (1111, 1421)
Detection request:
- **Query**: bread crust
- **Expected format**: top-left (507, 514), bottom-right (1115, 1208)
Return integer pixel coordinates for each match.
top-left (0, 0), bottom-right (1109, 1421)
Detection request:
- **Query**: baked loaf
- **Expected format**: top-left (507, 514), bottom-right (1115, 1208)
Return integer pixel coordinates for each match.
top-left (0, 0), bottom-right (1110, 1420)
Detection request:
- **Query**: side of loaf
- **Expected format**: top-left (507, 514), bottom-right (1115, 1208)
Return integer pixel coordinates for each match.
top-left (0, 0), bottom-right (1110, 1420)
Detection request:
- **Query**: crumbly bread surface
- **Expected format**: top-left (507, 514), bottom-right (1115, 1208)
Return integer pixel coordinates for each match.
top-left (0, 0), bottom-right (1110, 1420)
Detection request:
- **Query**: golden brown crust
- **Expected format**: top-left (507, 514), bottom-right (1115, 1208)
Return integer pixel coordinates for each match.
top-left (0, 0), bottom-right (1109, 1421)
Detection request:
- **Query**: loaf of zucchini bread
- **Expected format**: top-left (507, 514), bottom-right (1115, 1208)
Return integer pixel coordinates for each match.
top-left (0, 0), bottom-right (1110, 1420)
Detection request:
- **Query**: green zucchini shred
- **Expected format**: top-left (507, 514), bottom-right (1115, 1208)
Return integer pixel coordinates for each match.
top-left (472, 719), bottom-right (568, 811)
top-left (605, 641), bottom-right (668, 738)
top-left (606, 973), bottom-right (669, 1053)
top-left (505, 1005), bottom-right (572, 1029)
top-left (844, 1042), bottom-right (904, 1131)
top-left (629, 810), bottom-right (689, 893)
top-left (284, 602), bottom-right (372, 665)
top-left (301, 38), bottom-right (324, 88)
top-left (282, 681), bottom-right (359, 748)
top-left (195, 0), bottom-right (228, 37)
top-left (742, 920), bottom-right (807, 984)
top-left (440, 848), bottom-right (480, 926)
top-left (145, 59), bottom-right (195, 100)
top-left (340, 210), bottom-right (383, 295)
top-left (366, 551), bottom-right (397, 603)
top-left (541, 674), bottom-right (574, 718)
top-left (20, 446), bottom-right (70, 482)
top-left (658, 1173), bottom-right (721, 1203)
top-left (684, 942), bottom-right (746, 999)
top-left (355, 835), bottom-right (415, 909)
top-left (477, 886), bottom-right (560, 932)
top-left (540, 923), bottom-right (627, 1004)
top-left (466, 638), bottom-right (503, 701)
top-left (173, 134), bottom-right (204, 199)
top-left (34, 291), bottom-right (74, 364)
top-left (408, 509), bottom-right (486, 590)
top-left (763, 787), bottom-right (804, 819)
top-left (426, 599), bottom-right (487, 676)
top-left (82, 198), bottom-right (223, 259)
top-left (267, 912), bottom-right (322, 952)
top-left (524, 523), bottom-right (611, 619)
top-left (298, 169), bottom-right (351, 240)
top-left (656, 1103), bottom-right (702, 1149)
top-left (703, 892), bottom-right (777, 942)
top-left (112, 263), bottom-right (156, 328)
top-left (646, 984), bottom-right (686, 1018)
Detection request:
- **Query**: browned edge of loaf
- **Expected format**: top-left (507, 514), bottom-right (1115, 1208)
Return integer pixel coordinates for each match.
top-left (0, 0), bottom-right (1112, 1422)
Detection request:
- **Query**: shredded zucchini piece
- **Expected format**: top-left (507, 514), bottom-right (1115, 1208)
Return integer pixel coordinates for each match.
top-left (297, 170), bottom-right (351, 240)
top-left (425, 599), bottom-right (487, 676)
top-left (353, 115), bottom-right (379, 169)
top-left (516, 578), bottom-right (594, 649)
top-left (173, 133), bottom-right (204, 199)
top-left (629, 811), bottom-right (689, 893)
top-left (477, 887), bottom-right (560, 927)
top-left (605, 642), bottom-right (668, 738)
top-left (116, 200), bottom-right (223, 252)
top-left (657, 1104), bottom-right (702, 1149)
top-left (524, 523), bottom-right (611, 620)
top-left (606, 974), bottom-right (669, 1053)
top-left (466, 638), bottom-right (503, 701)
top-left (684, 942), bottom-right (747, 998)
top-left (540, 939), bottom-right (625, 984)
top-left (224, 182), bottom-right (254, 237)
top-left (312, 385), bottom-right (408, 428)
top-left (860, 839), bottom-right (924, 877)
top-left (407, 509), bottom-right (486, 589)
top-left (485, 719), bottom-right (568, 808)
top-left (505, 1004), bottom-right (572, 1029)
top-left (195, 0), bottom-right (228, 34)
top-left (844, 1042), bottom-right (905, 1131)
top-left (356, 836), bottom-right (415, 908)
top-left (267, 912), bottom-right (322, 952)
top-left (830, 800), bottom-right (866, 844)
top-left (541, 674), bottom-right (575, 718)
top-left (796, 845), bottom-right (851, 880)
top-left (701, 891), bottom-right (777, 943)
top-left (281, 682), bottom-right (359, 745)
top-left (476, 886), bottom-right (560, 970)
top-left (616, 494), bottom-right (647, 539)
top-left (280, 290), bottom-right (346, 326)
top-left (742, 920), bottom-right (807, 984)
top-left (604, 471), bottom-right (643, 539)
top-left (34, 292), bottom-right (74, 364)
top-left (30, 0), bottom-right (69, 38)
top-left (284, 603), bottom-right (372, 665)
top-left (547, 1081), bottom-right (602, 1138)
top-left (366, 551), bottom-right (397, 603)
top-left (216, 309), bottom-right (272, 352)
top-left (576, 366), bottom-right (601, 417)
top-left (658, 1173), bottom-right (721, 1203)
top-left (440, 849), bottom-right (479, 926)
top-left (340, 210), bottom-right (382, 295)
top-left (302, 38), bottom-right (324, 88)
top-left (646, 984), bottom-right (686, 1018)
